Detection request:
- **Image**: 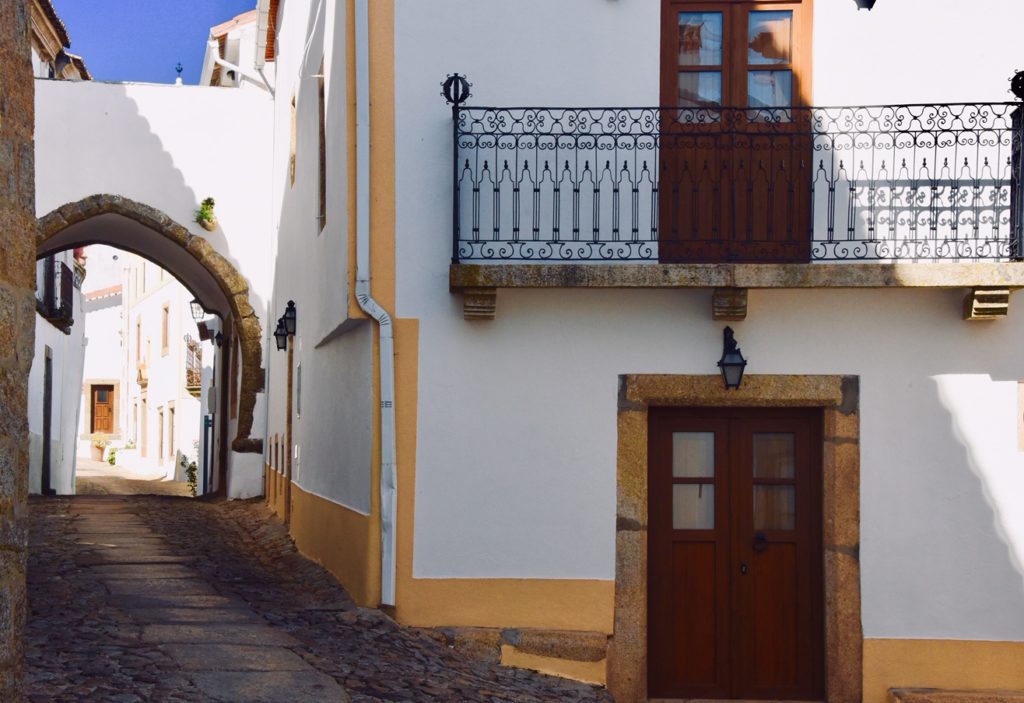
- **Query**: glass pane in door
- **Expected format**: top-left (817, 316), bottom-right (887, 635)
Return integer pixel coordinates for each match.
top-left (748, 70), bottom-right (792, 108)
top-left (753, 433), bottom-right (795, 478)
top-left (748, 11), bottom-right (793, 65)
top-left (679, 72), bottom-right (722, 108)
top-left (673, 484), bottom-right (715, 529)
top-left (673, 432), bottom-right (715, 478)
top-left (678, 12), bottom-right (723, 66)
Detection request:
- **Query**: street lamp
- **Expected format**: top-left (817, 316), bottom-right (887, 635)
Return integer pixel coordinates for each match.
top-left (274, 318), bottom-right (289, 351)
top-left (190, 299), bottom-right (205, 323)
top-left (717, 327), bottom-right (748, 390)
top-left (282, 300), bottom-right (297, 336)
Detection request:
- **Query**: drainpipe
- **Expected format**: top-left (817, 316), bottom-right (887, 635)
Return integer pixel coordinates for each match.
top-left (207, 40), bottom-right (274, 95)
top-left (354, 0), bottom-right (398, 607)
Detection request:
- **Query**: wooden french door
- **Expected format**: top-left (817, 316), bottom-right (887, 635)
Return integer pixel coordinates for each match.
top-left (659, 0), bottom-right (813, 263)
top-left (91, 385), bottom-right (114, 434)
top-left (648, 407), bottom-right (824, 700)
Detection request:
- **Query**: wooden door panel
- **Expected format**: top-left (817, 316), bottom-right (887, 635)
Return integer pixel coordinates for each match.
top-left (648, 408), bottom-right (822, 700)
top-left (669, 542), bottom-right (718, 685)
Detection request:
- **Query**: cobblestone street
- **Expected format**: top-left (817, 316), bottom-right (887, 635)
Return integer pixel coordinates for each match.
top-left (27, 495), bottom-right (613, 702)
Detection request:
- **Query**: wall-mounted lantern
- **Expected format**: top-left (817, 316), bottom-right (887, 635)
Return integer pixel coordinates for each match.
top-left (282, 300), bottom-right (297, 336)
top-left (717, 327), bottom-right (748, 390)
top-left (853, 0), bottom-right (876, 9)
top-left (214, 331), bottom-right (223, 348)
top-left (190, 299), bottom-right (205, 323)
top-left (274, 318), bottom-right (289, 352)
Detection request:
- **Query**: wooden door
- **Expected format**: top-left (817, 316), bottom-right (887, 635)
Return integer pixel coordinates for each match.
top-left (91, 385), bottom-right (114, 434)
top-left (648, 407), bottom-right (823, 700)
top-left (659, 0), bottom-right (812, 263)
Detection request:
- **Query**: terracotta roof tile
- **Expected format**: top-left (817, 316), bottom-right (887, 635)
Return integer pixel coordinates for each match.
top-left (211, 9), bottom-right (258, 38)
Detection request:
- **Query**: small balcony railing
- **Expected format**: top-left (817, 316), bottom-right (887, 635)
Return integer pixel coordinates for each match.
top-left (35, 256), bottom-right (74, 332)
top-left (185, 334), bottom-right (202, 398)
top-left (452, 103), bottom-right (1023, 264)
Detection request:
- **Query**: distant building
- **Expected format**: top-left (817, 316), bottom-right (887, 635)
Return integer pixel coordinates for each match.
top-left (78, 246), bottom-right (213, 486)
top-left (29, 0), bottom-right (89, 80)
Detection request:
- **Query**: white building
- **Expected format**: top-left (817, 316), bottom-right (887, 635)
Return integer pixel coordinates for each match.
top-left (77, 245), bottom-right (212, 487)
top-left (27, 248), bottom-right (85, 496)
top-left (26, 0), bottom-right (89, 496)
top-left (31, 0), bottom-right (1024, 699)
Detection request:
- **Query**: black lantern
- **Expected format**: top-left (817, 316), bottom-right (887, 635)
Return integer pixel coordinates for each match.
top-left (282, 300), bottom-right (297, 336)
top-left (214, 331), bottom-right (223, 348)
top-left (190, 299), bottom-right (205, 322)
top-left (853, 0), bottom-right (876, 9)
top-left (274, 318), bottom-right (288, 351)
top-left (717, 327), bottom-right (748, 390)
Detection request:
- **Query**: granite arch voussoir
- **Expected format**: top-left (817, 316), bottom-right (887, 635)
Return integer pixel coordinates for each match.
top-left (37, 194), bottom-right (263, 453)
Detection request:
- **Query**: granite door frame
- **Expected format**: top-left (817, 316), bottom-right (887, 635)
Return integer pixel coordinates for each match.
top-left (607, 374), bottom-right (862, 703)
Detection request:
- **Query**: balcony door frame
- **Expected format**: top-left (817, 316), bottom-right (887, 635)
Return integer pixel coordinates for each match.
top-left (607, 374), bottom-right (862, 703)
top-left (659, 0), bottom-right (814, 263)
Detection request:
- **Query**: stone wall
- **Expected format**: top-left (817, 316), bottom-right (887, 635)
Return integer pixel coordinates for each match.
top-left (0, 0), bottom-right (35, 697)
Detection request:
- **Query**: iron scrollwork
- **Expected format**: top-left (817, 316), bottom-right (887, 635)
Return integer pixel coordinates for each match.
top-left (451, 103), bottom-right (1021, 264)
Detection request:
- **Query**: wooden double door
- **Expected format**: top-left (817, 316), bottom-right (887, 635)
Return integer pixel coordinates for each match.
top-left (648, 407), bottom-right (824, 700)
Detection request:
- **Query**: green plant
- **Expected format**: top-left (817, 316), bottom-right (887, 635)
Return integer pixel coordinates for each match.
top-left (194, 197), bottom-right (216, 226)
top-left (124, 439), bottom-right (136, 450)
top-left (107, 447), bottom-right (117, 465)
top-left (183, 455), bottom-right (198, 497)
top-left (91, 437), bottom-right (110, 449)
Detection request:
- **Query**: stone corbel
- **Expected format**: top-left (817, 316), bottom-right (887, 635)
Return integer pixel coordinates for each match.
top-left (462, 287), bottom-right (497, 320)
top-left (712, 287), bottom-right (747, 321)
top-left (963, 287), bottom-right (1011, 320)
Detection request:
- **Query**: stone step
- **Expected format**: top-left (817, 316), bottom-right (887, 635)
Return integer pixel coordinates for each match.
top-left (892, 689), bottom-right (1024, 703)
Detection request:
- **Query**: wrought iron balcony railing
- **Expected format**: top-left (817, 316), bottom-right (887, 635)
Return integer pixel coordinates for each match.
top-left (35, 256), bottom-right (74, 332)
top-left (185, 334), bottom-right (202, 398)
top-left (452, 103), bottom-right (1023, 264)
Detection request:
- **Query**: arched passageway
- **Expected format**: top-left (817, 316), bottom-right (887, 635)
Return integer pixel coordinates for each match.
top-left (37, 194), bottom-right (264, 453)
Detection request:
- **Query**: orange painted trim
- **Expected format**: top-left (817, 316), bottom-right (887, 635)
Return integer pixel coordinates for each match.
top-left (398, 577), bottom-right (615, 633)
top-left (864, 639), bottom-right (1024, 703)
top-left (368, 0), bottom-right (396, 313)
top-left (289, 482), bottom-right (379, 607)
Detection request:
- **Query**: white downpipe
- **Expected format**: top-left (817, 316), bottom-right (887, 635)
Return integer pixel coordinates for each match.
top-left (354, 0), bottom-right (398, 607)
top-left (207, 41), bottom-right (274, 95)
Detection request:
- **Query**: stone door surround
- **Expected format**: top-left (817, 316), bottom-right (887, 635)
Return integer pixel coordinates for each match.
top-left (608, 374), bottom-right (862, 703)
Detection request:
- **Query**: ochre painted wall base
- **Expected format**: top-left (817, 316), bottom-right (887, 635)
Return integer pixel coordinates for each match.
top-left (865, 639), bottom-right (1024, 703)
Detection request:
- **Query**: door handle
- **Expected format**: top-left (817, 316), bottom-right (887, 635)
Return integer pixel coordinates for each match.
top-left (752, 531), bottom-right (769, 553)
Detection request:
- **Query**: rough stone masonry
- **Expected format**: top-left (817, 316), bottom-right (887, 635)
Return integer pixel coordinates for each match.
top-left (0, 0), bottom-right (35, 698)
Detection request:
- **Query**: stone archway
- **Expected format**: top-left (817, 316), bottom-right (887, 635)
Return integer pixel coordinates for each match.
top-left (37, 194), bottom-right (264, 453)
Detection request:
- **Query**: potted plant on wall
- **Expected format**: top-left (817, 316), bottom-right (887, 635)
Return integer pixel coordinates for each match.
top-left (194, 197), bottom-right (218, 231)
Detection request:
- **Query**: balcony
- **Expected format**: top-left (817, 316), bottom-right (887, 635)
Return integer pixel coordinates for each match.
top-left (35, 256), bottom-right (75, 333)
top-left (448, 103), bottom-right (1024, 319)
top-left (185, 334), bottom-right (202, 398)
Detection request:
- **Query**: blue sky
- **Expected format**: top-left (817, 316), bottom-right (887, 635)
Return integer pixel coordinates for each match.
top-left (52, 0), bottom-right (258, 84)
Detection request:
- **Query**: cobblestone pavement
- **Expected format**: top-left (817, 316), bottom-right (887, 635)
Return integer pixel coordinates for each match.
top-left (27, 495), bottom-right (613, 702)
top-left (75, 457), bottom-right (192, 496)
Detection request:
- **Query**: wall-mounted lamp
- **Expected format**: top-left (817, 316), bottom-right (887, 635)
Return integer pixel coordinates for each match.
top-left (282, 300), bottom-right (297, 336)
top-left (214, 331), bottom-right (223, 348)
top-left (274, 318), bottom-right (288, 351)
top-left (853, 0), bottom-right (876, 9)
top-left (717, 327), bottom-right (748, 390)
top-left (190, 299), bottom-right (205, 323)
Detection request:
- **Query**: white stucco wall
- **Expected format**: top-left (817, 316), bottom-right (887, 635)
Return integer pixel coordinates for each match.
top-left (261, 0), bottom-right (373, 513)
top-left (27, 249), bottom-right (85, 495)
top-left (35, 77), bottom-right (276, 488)
top-left (394, 0), bottom-right (1024, 642)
